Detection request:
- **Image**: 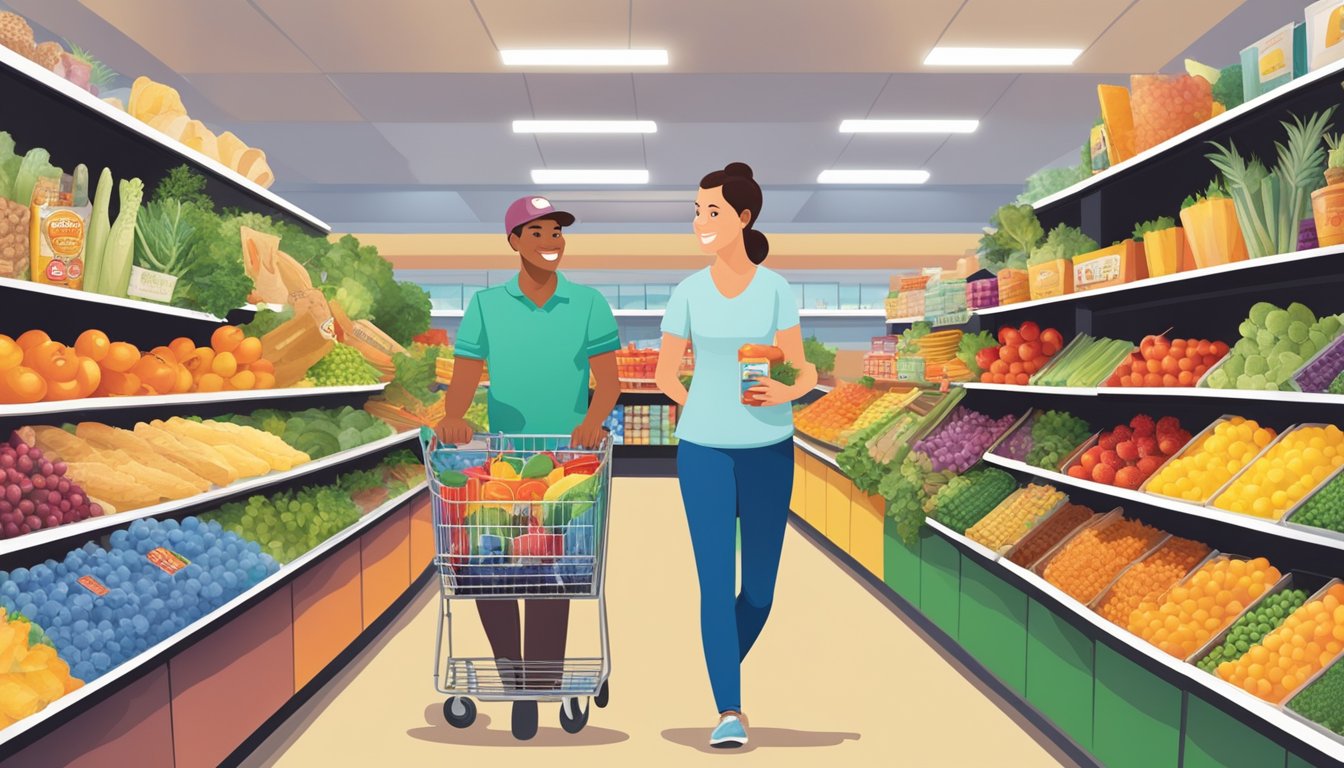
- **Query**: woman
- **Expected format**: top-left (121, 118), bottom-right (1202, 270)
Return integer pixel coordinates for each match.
top-left (654, 162), bottom-right (817, 748)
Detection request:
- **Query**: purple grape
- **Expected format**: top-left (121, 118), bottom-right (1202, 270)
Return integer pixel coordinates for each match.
top-left (28, 447), bottom-right (42, 461)
top-left (4, 485), bottom-right (19, 505)
top-left (1, 522), bottom-right (16, 538)
top-left (89, 504), bottom-right (103, 517)
top-left (47, 490), bottom-right (60, 505)
top-left (39, 461), bottom-right (52, 476)
top-left (32, 474), bottom-right (45, 490)
top-left (52, 461), bottom-right (66, 476)
top-left (57, 479), bottom-right (70, 494)
top-left (42, 515), bottom-right (58, 529)
top-left (0, 453), bottom-right (12, 469)
top-left (18, 499), bottom-right (33, 515)
top-left (15, 455), bottom-right (31, 474)
top-left (58, 499), bottom-right (71, 513)
top-left (22, 515), bottom-right (37, 530)
top-left (69, 493), bottom-right (84, 508)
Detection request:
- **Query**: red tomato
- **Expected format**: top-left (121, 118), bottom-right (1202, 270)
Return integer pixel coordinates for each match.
top-left (999, 327), bottom-right (1022, 347)
top-left (999, 344), bottom-right (1020, 364)
top-left (975, 346), bottom-right (999, 371)
top-left (1017, 321), bottom-right (1040, 342)
top-left (1019, 342), bottom-right (1041, 362)
top-left (1041, 328), bottom-right (1064, 348)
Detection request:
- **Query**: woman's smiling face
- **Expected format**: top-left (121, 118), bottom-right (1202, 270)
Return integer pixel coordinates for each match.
top-left (693, 185), bottom-right (749, 255)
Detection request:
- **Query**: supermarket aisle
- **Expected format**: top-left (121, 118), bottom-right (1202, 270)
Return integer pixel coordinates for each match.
top-left (241, 478), bottom-right (1072, 767)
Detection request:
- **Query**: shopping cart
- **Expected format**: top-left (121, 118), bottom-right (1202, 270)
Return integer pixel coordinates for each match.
top-left (420, 428), bottom-right (613, 737)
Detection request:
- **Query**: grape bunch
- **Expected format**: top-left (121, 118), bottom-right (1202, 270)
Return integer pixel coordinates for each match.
top-left (1196, 588), bottom-right (1309, 673)
top-left (0, 432), bottom-right (102, 539)
top-left (913, 407), bottom-right (1019, 473)
top-left (0, 517), bottom-right (278, 682)
top-left (307, 343), bottom-right (381, 387)
top-left (204, 484), bottom-right (361, 564)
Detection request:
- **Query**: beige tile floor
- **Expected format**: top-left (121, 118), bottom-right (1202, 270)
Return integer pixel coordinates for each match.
top-left (240, 478), bottom-right (1075, 767)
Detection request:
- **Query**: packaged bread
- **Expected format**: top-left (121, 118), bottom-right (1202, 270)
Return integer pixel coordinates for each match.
top-left (132, 423), bottom-right (238, 487)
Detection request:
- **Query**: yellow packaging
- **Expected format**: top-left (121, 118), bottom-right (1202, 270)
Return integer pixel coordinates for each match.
top-left (1027, 258), bottom-right (1073, 299)
top-left (29, 177), bottom-right (91, 289)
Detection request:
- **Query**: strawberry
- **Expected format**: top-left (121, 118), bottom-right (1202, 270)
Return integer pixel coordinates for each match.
top-left (1156, 416), bottom-right (1181, 436)
top-left (1099, 433), bottom-right (1120, 451)
top-left (1111, 424), bottom-right (1134, 442)
top-left (1136, 436), bottom-right (1161, 458)
top-left (1101, 451), bottom-right (1126, 470)
top-left (1130, 414), bottom-right (1156, 436)
top-left (1115, 466), bottom-right (1144, 489)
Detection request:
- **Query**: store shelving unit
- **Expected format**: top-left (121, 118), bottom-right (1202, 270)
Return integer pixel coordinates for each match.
top-left (0, 42), bottom-right (435, 765)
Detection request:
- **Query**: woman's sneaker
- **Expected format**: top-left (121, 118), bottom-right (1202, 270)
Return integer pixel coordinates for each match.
top-left (710, 712), bottom-right (748, 748)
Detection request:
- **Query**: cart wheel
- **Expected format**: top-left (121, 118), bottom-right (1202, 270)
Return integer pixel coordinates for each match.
top-left (595, 680), bottom-right (610, 708)
top-left (443, 697), bottom-right (476, 728)
top-left (559, 697), bottom-right (589, 734)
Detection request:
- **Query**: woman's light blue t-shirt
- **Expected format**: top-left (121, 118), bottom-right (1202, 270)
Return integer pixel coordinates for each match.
top-left (662, 266), bottom-right (801, 449)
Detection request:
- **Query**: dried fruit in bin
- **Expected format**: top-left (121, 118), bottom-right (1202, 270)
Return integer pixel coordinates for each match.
top-left (966, 483), bottom-right (1066, 552)
top-left (1129, 556), bottom-right (1281, 660)
top-left (1094, 536), bottom-right (1210, 626)
top-left (1145, 416), bottom-right (1275, 503)
top-left (1042, 515), bottom-right (1163, 604)
top-left (1008, 502), bottom-right (1096, 568)
top-left (1216, 583), bottom-right (1344, 702)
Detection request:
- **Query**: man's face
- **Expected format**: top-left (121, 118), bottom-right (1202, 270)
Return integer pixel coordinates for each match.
top-left (508, 218), bottom-right (566, 272)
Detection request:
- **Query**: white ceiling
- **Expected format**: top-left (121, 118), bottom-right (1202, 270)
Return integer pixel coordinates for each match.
top-left (2, 0), bottom-right (1312, 233)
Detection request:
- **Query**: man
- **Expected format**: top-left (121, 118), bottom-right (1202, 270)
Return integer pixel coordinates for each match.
top-left (437, 195), bottom-right (621, 739)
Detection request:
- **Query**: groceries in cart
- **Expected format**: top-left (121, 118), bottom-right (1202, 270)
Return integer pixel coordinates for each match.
top-left (429, 440), bottom-right (605, 595)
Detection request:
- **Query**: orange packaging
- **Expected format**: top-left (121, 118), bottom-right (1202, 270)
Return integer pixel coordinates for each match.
top-left (739, 344), bottom-right (784, 405)
top-left (30, 176), bottom-right (91, 289)
top-left (1027, 258), bottom-right (1073, 299)
top-left (997, 268), bottom-right (1030, 305)
top-left (1073, 240), bottom-right (1148, 291)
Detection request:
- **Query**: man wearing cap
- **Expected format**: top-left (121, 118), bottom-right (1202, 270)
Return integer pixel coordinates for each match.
top-left (436, 196), bottom-right (621, 739)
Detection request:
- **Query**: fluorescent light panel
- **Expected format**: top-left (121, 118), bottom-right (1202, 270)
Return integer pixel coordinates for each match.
top-left (501, 49), bottom-right (668, 67)
top-left (532, 169), bottom-right (650, 184)
top-left (817, 170), bottom-right (929, 185)
top-left (513, 120), bottom-right (657, 134)
top-left (924, 47), bottom-right (1081, 66)
top-left (840, 119), bottom-right (978, 134)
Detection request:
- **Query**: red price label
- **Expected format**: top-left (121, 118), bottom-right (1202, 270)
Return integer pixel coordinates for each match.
top-left (77, 575), bottom-right (108, 596)
top-left (147, 547), bottom-right (189, 575)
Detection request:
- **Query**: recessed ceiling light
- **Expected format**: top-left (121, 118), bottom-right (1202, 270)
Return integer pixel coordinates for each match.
top-left (924, 47), bottom-right (1081, 67)
top-left (817, 170), bottom-right (930, 184)
top-left (532, 169), bottom-right (650, 184)
top-left (839, 119), bottom-right (978, 134)
top-left (513, 120), bottom-right (657, 134)
top-left (501, 49), bottom-right (668, 67)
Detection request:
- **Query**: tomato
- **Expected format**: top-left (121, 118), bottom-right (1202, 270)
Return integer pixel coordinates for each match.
top-left (975, 347), bottom-right (999, 371)
top-left (998, 326), bottom-right (1022, 346)
top-left (1042, 341), bottom-right (1061, 357)
top-left (24, 342), bottom-right (80, 383)
top-left (1019, 342), bottom-right (1040, 362)
top-left (0, 366), bottom-right (46, 403)
top-left (999, 344), bottom-right (1020, 364)
top-left (1040, 328), bottom-right (1064, 348)
top-left (0, 335), bottom-right (20, 371)
top-left (1017, 321), bottom-right (1040, 342)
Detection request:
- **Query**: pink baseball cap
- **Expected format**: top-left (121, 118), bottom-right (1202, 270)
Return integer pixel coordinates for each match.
top-left (504, 196), bottom-right (575, 234)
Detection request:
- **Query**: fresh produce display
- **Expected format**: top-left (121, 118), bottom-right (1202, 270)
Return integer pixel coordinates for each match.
top-left (803, 337), bottom-right (836, 377)
top-left (1196, 588), bottom-right (1309, 673)
top-left (1212, 424), bottom-right (1344, 520)
top-left (1042, 515), bottom-right (1164, 604)
top-left (204, 483), bottom-right (363, 564)
top-left (305, 343), bottom-right (381, 387)
top-left (965, 483), bottom-right (1066, 552)
top-left (928, 467), bottom-right (1017, 534)
top-left (1031, 333), bottom-right (1134, 388)
top-left (1203, 302), bottom-right (1344, 391)
top-left (0, 516), bottom-right (280, 682)
top-left (1145, 416), bottom-right (1276, 503)
top-left (795, 381), bottom-right (883, 445)
top-left (1024, 410), bottom-right (1091, 470)
top-left (979, 321), bottom-right (1064, 385)
top-left (1288, 468), bottom-right (1344, 535)
top-left (1028, 223), bottom-right (1097, 268)
top-left (976, 203), bottom-right (1045, 274)
top-left (0, 606), bottom-right (82, 728)
top-left (1216, 583), bottom-right (1344, 703)
top-left (1106, 334), bottom-right (1229, 388)
top-left (1287, 658), bottom-right (1344, 737)
top-left (1130, 556), bottom-right (1282, 660)
top-left (1066, 415), bottom-right (1193, 489)
top-left (881, 452), bottom-right (953, 547)
top-left (907, 328), bottom-right (964, 379)
top-left (1007, 502), bottom-right (1097, 568)
top-left (1094, 536), bottom-right (1210, 626)
top-left (957, 331), bottom-right (999, 378)
top-left (215, 406), bottom-right (395, 460)
top-left (841, 389), bottom-right (919, 446)
top-left (992, 410), bottom-right (1037, 462)
top-left (911, 406), bottom-right (1017, 473)
top-left (0, 430), bottom-right (101, 538)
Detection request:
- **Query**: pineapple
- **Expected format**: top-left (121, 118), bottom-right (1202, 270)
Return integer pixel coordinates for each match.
top-left (32, 40), bottom-right (62, 71)
top-left (0, 11), bottom-right (35, 60)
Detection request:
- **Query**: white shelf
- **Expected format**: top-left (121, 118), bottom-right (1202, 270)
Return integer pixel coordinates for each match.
top-left (432, 307), bottom-right (889, 319)
top-left (0, 276), bottom-right (232, 323)
top-left (959, 382), bottom-right (1097, 396)
top-left (988, 548), bottom-right (1344, 764)
top-left (0, 430), bottom-right (417, 557)
top-left (0, 384), bottom-right (385, 419)
top-left (0, 482), bottom-right (427, 748)
top-left (981, 454), bottom-right (1344, 553)
top-left (885, 315), bottom-right (925, 324)
top-left (973, 245), bottom-right (1344, 316)
top-left (1031, 56), bottom-right (1344, 210)
top-left (0, 46), bottom-right (328, 232)
top-left (430, 309), bottom-right (464, 318)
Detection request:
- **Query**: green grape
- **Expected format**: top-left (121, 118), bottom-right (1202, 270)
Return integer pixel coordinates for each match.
top-left (1293, 470), bottom-right (1344, 534)
top-left (1195, 589), bottom-right (1309, 672)
top-left (1288, 659), bottom-right (1344, 735)
top-left (1026, 410), bottom-right (1091, 470)
top-left (307, 344), bottom-right (381, 387)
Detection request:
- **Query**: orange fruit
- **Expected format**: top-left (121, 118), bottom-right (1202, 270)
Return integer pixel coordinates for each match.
top-left (150, 346), bottom-right (178, 366)
top-left (211, 351), bottom-right (238, 379)
top-left (102, 342), bottom-right (141, 373)
top-left (247, 358), bottom-right (274, 375)
top-left (195, 373), bottom-right (224, 393)
top-left (184, 347), bottom-right (215, 377)
top-left (233, 336), bottom-right (262, 364)
top-left (74, 330), bottom-right (110, 362)
top-left (0, 335), bottom-right (20, 371)
top-left (15, 330), bottom-right (50, 351)
top-left (167, 337), bottom-right (196, 362)
top-left (24, 342), bottom-right (80, 383)
top-left (132, 354), bottom-right (176, 394)
top-left (173, 366), bottom-right (193, 394)
top-left (95, 370), bottom-right (140, 397)
top-left (74, 357), bottom-right (101, 397)
top-left (43, 378), bottom-right (83, 401)
top-left (0, 366), bottom-right (46, 403)
top-left (210, 325), bottom-right (244, 353)
top-left (253, 371), bottom-right (276, 389)
top-left (229, 370), bottom-right (256, 390)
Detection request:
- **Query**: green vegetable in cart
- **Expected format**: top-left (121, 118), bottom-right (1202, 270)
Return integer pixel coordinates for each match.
top-left (1196, 588), bottom-right (1309, 673)
top-left (1288, 659), bottom-right (1344, 737)
top-left (437, 468), bottom-right (468, 488)
top-left (521, 453), bottom-right (554, 480)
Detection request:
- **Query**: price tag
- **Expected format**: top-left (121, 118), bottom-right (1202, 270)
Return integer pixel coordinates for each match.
top-left (147, 547), bottom-right (190, 575)
top-left (77, 575), bottom-right (108, 596)
top-left (127, 266), bottom-right (179, 303)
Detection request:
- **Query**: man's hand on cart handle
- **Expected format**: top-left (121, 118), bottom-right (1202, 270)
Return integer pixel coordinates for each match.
top-left (571, 420), bottom-right (608, 450)
top-left (436, 416), bottom-right (476, 445)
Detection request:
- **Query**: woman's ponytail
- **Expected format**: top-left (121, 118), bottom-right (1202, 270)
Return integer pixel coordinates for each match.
top-left (700, 162), bottom-right (768, 264)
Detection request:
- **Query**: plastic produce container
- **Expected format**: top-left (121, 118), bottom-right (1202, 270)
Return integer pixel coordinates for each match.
top-left (1208, 423), bottom-right (1331, 521)
top-left (1091, 541), bottom-right (1217, 624)
top-left (1293, 333), bottom-right (1344, 392)
top-left (1129, 73), bottom-right (1213, 154)
top-left (1281, 462), bottom-right (1344, 541)
top-left (1027, 258), bottom-right (1072, 300)
top-left (966, 277), bottom-right (999, 309)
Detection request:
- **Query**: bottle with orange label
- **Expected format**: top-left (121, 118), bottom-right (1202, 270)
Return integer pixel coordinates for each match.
top-left (30, 164), bottom-right (91, 289)
top-left (739, 343), bottom-right (784, 406)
